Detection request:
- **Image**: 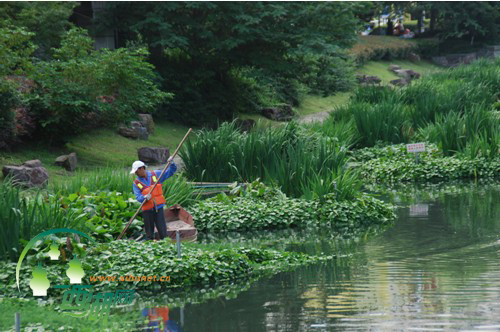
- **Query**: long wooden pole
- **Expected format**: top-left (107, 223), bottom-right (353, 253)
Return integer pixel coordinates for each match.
top-left (117, 128), bottom-right (193, 240)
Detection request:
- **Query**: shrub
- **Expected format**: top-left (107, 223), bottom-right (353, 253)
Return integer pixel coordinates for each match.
top-left (0, 26), bottom-right (35, 77)
top-left (299, 53), bottom-right (355, 95)
top-left (350, 36), bottom-right (419, 65)
top-left (28, 28), bottom-right (170, 142)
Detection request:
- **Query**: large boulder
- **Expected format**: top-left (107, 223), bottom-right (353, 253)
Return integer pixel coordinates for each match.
top-left (405, 69), bottom-right (421, 80)
top-left (138, 147), bottom-right (170, 164)
top-left (131, 121), bottom-right (149, 140)
top-left (356, 74), bottom-right (382, 85)
top-left (23, 159), bottom-right (42, 168)
top-left (138, 114), bottom-right (155, 134)
top-left (118, 126), bottom-right (139, 139)
top-left (55, 153), bottom-right (77, 172)
top-left (261, 104), bottom-right (295, 121)
top-left (2, 160), bottom-right (49, 188)
top-left (389, 64), bottom-right (401, 73)
top-left (394, 69), bottom-right (411, 79)
top-left (390, 78), bottom-right (410, 87)
top-left (118, 121), bottom-right (149, 140)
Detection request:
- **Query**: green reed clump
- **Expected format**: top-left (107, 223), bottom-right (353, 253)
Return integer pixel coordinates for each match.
top-left (300, 168), bottom-right (362, 202)
top-left (431, 58), bottom-right (500, 97)
top-left (181, 121), bottom-right (360, 199)
top-left (420, 105), bottom-right (498, 157)
top-left (51, 167), bottom-right (132, 194)
top-left (460, 131), bottom-right (499, 160)
top-left (0, 178), bottom-right (86, 261)
top-left (162, 174), bottom-right (199, 207)
top-left (326, 58), bottom-right (499, 155)
top-left (306, 116), bottom-right (359, 148)
top-left (350, 101), bottom-right (411, 147)
top-left (352, 85), bottom-right (398, 104)
top-left (50, 167), bottom-right (196, 206)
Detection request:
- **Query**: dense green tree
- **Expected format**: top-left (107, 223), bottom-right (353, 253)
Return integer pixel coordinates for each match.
top-left (427, 2), bottom-right (499, 45)
top-left (0, 26), bottom-right (35, 77)
top-left (0, 26), bottom-right (35, 147)
top-left (95, 2), bottom-right (362, 124)
top-left (0, 2), bottom-right (76, 58)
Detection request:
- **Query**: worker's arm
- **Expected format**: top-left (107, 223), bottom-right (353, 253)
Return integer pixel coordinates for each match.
top-left (133, 182), bottom-right (147, 203)
top-left (156, 162), bottom-right (177, 183)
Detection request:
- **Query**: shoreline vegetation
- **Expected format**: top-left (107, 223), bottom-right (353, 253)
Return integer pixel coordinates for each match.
top-left (1, 58), bottom-right (498, 308)
top-left (1, 15), bottom-right (499, 328)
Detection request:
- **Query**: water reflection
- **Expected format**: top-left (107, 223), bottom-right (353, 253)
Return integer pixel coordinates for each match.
top-left (179, 183), bottom-right (500, 331)
top-left (139, 306), bottom-right (183, 331)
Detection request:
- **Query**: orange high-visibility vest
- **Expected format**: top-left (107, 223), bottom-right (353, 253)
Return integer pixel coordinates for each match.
top-left (134, 174), bottom-right (166, 211)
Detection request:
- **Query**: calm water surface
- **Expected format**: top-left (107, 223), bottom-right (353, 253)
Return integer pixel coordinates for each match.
top-left (165, 185), bottom-right (500, 331)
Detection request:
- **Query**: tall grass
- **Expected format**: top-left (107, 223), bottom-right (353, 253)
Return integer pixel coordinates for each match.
top-left (419, 105), bottom-right (498, 157)
top-left (181, 121), bottom-right (361, 199)
top-left (329, 58), bottom-right (499, 155)
top-left (431, 58), bottom-right (500, 97)
top-left (352, 85), bottom-right (399, 104)
top-left (350, 101), bottom-right (411, 147)
top-left (300, 168), bottom-right (362, 201)
top-left (51, 168), bottom-right (132, 194)
top-left (0, 178), bottom-right (86, 261)
top-left (51, 167), bottom-right (197, 207)
top-left (163, 174), bottom-right (199, 207)
top-left (307, 116), bottom-right (359, 148)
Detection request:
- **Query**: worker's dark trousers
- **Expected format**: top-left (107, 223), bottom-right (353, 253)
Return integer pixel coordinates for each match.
top-left (143, 207), bottom-right (167, 240)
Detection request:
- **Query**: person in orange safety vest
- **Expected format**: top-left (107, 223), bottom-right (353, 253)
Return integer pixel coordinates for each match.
top-left (131, 159), bottom-right (177, 240)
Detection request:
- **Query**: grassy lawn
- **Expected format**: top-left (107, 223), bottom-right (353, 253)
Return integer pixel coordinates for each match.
top-left (237, 92), bottom-right (351, 125)
top-left (66, 121), bottom-right (193, 167)
top-left (295, 92), bottom-right (351, 115)
top-left (357, 59), bottom-right (441, 84)
top-left (0, 121), bottom-right (193, 183)
top-left (237, 58), bottom-right (441, 125)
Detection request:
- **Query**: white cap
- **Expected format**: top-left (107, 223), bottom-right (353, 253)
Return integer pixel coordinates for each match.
top-left (130, 160), bottom-right (147, 174)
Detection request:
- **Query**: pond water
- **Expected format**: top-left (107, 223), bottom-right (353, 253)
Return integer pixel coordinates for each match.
top-left (163, 184), bottom-right (500, 331)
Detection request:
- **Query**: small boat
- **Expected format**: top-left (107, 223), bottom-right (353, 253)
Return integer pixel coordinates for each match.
top-left (133, 204), bottom-right (197, 242)
top-left (164, 204), bottom-right (197, 242)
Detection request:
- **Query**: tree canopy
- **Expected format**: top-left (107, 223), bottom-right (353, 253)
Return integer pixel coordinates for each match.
top-left (93, 2), bottom-right (363, 124)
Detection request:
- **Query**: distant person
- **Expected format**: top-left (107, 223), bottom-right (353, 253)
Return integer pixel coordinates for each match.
top-left (131, 159), bottom-right (176, 240)
top-left (394, 20), bottom-right (405, 36)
